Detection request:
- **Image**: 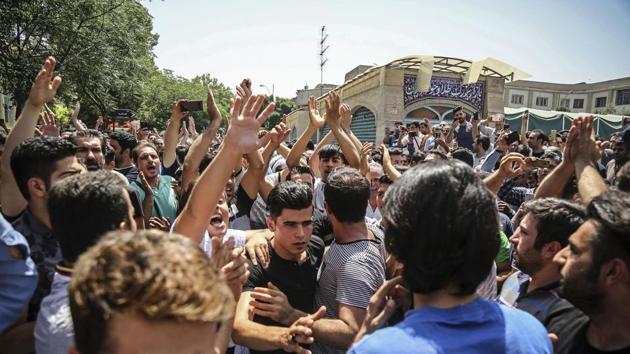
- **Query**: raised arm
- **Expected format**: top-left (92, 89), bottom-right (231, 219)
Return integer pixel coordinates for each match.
top-left (162, 100), bottom-right (189, 169)
top-left (340, 103), bottom-right (362, 153)
top-left (180, 88), bottom-right (222, 192)
top-left (286, 96), bottom-right (324, 169)
top-left (571, 116), bottom-right (608, 205)
top-left (445, 119), bottom-right (456, 144)
top-left (174, 95), bottom-right (274, 243)
top-left (258, 123), bottom-right (291, 202)
top-left (70, 101), bottom-right (87, 132)
top-left (1, 57), bottom-right (61, 217)
top-left (534, 126), bottom-right (576, 199)
top-left (484, 154), bottom-right (528, 195)
top-left (325, 92), bottom-right (360, 169)
top-left (380, 144), bottom-right (401, 181)
top-left (519, 111), bottom-right (528, 145)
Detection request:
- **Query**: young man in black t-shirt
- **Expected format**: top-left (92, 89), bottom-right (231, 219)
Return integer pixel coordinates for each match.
top-left (233, 182), bottom-right (325, 354)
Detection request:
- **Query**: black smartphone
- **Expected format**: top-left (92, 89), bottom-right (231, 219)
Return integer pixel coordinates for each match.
top-left (473, 112), bottom-right (479, 121)
top-left (506, 130), bottom-right (520, 145)
top-left (179, 100), bottom-right (204, 112)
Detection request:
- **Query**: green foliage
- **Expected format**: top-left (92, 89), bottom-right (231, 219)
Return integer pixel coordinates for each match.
top-left (0, 0), bottom-right (158, 119)
top-left (262, 96), bottom-right (297, 129)
top-left (138, 69), bottom-right (234, 130)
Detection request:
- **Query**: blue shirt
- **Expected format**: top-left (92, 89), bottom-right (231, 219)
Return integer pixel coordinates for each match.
top-left (349, 298), bottom-right (552, 354)
top-left (0, 214), bottom-right (38, 332)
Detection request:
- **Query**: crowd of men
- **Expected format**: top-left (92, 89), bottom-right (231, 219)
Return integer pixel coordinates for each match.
top-left (0, 56), bottom-right (629, 354)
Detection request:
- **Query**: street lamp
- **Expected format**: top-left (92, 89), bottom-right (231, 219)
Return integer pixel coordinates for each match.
top-left (259, 84), bottom-right (275, 101)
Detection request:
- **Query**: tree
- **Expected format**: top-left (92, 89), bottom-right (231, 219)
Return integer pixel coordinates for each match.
top-left (262, 96), bottom-right (297, 129)
top-left (0, 0), bottom-right (158, 117)
top-left (138, 69), bottom-right (234, 130)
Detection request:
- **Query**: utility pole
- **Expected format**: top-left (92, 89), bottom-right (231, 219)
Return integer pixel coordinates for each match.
top-left (320, 26), bottom-right (329, 98)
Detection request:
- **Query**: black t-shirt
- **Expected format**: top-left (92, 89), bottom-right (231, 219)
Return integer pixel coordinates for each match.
top-left (244, 236), bottom-right (325, 354)
top-left (532, 150), bottom-right (545, 158)
top-left (126, 188), bottom-right (144, 218)
top-left (115, 165), bottom-right (139, 183)
top-left (161, 159), bottom-right (180, 178)
top-left (556, 320), bottom-right (630, 354)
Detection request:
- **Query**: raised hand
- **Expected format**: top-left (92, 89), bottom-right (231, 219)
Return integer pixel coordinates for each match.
top-left (224, 95), bottom-right (275, 154)
top-left (70, 101), bottom-right (87, 131)
top-left (41, 105), bottom-right (60, 137)
top-left (497, 153), bottom-right (531, 179)
top-left (138, 171), bottom-right (153, 194)
top-left (360, 142), bottom-right (373, 159)
top-left (188, 117), bottom-right (199, 139)
top-left (171, 100), bottom-right (189, 122)
top-left (27, 56), bottom-right (62, 108)
top-left (95, 115), bottom-right (104, 130)
top-left (307, 96), bottom-right (325, 129)
top-left (236, 78), bottom-right (253, 102)
top-left (571, 116), bottom-right (600, 164)
top-left (339, 103), bottom-right (352, 129)
top-left (324, 91), bottom-right (341, 128)
top-left (207, 86), bottom-right (223, 131)
top-left (380, 144), bottom-right (391, 167)
top-left (269, 121), bottom-right (291, 147)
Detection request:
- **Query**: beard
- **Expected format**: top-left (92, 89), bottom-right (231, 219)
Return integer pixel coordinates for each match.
top-left (513, 249), bottom-right (543, 276)
top-left (559, 264), bottom-right (604, 316)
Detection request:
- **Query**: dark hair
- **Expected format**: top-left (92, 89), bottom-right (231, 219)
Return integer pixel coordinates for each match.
top-left (176, 145), bottom-right (188, 162)
top-left (517, 144), bottom-right (532, 156)
top-left (109, 131), bottom-right (137, 158)
top-left (476, 136), bottom-right (490, 151)
top-left (48, 171), bottom-right (129, 263)
top-left (426, 150), bottom-right (447, 160)
top-left (306, 141), bottom-right (315, 150)
top-left (410, 151), bottom-right (426, 164)
top-left (268, 182), bottom-right (313, 218)
top-left (378, 174), bottom-right (393, 186)
top-left (68, 129), bottom-right (106, 155)
top-left (288, 165), bottom-right (314, 180)
top-left (131, 142), bottom-right (158, 164)
top-left (521, 198), bottom-right (585, 249)
top-left (0, 130), bottom-right (6, 145)
top-left (324, 167), bottom-right (369, 222)
top-left (451, 147), bottom-right (474, 167)
top-left (532, 129), bottom-right (549, 143)
top-left (453, 106), bottom-right (463, 114)
top-left (104, 145), bottom-right (115, 164)
top-left (10, 137), bottom-right (76, 200)
top-left (196, 152), bottom-right (212, 174)
top-left (318, 144), bottom-right (344, 160)
top-left (383, 160), bottom-right (499, 295)
top-left (615, 161), bottom-right (630, 192)
top-left (388, 147), bottom-right (403, 156)
top-left (587, 190), bottom-right (630, 273)
top-left (541, 149), bottom-right (562, 164)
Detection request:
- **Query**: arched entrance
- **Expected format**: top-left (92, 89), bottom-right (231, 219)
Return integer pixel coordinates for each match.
top-left (320, 106), bottom-right (376, 144)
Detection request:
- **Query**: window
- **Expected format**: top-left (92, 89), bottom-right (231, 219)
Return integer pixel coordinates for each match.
top-left (535, 97), bottom-right (548, 107)
top-left (616, 89), bottom-right (630, 105)
top-left (511, 95), bottom-right (524, 104)
top-left (573, 99), bottom-right (584, 109)
top-left (595, 97), bottom-right (607, 108)
top-left (560, 98), bottom-right (570, 108)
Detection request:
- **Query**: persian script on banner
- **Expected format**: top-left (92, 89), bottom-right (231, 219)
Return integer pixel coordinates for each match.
top-left (404, 75), bottom-right (485, 113)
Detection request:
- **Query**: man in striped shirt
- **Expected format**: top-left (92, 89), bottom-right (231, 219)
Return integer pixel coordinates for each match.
top-left (310, 167), bottom-right (386, 354)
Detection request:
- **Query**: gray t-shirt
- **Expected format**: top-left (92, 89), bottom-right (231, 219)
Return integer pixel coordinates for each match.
top-left (312, 223), bottom-right (386, 354)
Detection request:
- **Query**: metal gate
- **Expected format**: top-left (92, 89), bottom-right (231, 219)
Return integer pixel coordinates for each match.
top-left (319, 106), bottom-right (376, 144)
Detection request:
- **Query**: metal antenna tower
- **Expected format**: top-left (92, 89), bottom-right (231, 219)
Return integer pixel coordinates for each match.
top-left (319, 26), bottom-right (329, 97)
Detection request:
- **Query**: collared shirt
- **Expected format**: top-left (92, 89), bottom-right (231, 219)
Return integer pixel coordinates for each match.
top-left (34, 272), bottom-right (73, 354)
top-left (498, 271), bottom-right (588, 354)
top-left (11, 208), bottom-right (60, 320)
top-left (0, 214), bottom-right (38, 332)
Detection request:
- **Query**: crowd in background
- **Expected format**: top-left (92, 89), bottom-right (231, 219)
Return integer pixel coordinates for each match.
top-left (1, 56), bottom-right (629, 354)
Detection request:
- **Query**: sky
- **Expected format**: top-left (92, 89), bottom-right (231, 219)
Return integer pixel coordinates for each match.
top-left (144, 0), bottom-right (630, 98)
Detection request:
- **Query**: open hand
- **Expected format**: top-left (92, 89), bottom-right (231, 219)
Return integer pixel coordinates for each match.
top-left (224, 95), bottom-right (275, 154)
top-left (250, 282), bottom-right (295, 325)
top-left (324, 91), bottom-right (341, 128)
top-left (41, 105), bottom-right (60, 137)
top-left (27, 56), bottom-right (62, 108)
top-left (211, 237), bottom-right (249, 300)
top-left (356, 276), bottom-right (408, 342)
top-left (269, 121), bottom-right (291, 147)
top-left (307, 96), bottom-right (325, 129)
top-left (339, 103), bottom-right (352, 129)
